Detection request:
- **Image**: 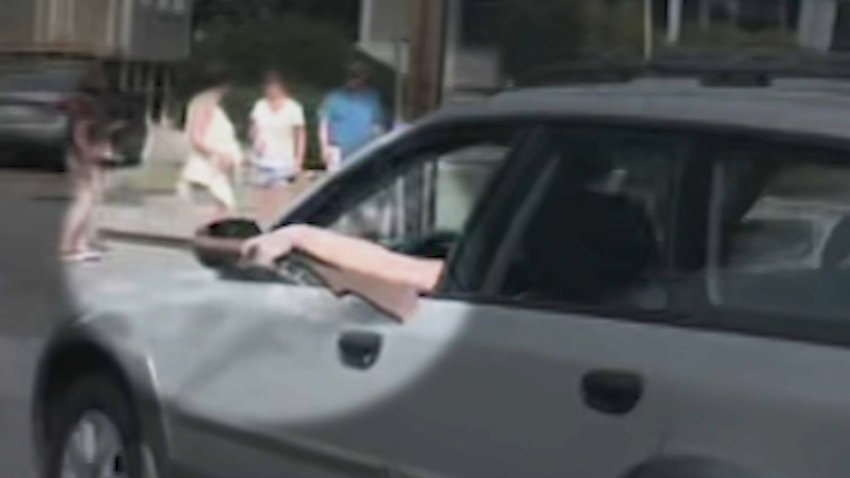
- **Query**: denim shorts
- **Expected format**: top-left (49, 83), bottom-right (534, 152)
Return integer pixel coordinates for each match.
top-left (251, 165), bottom-right (295, 188)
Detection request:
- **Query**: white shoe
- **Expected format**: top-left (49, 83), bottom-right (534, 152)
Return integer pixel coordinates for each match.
top-left (62, 250), bottom-right (103, 263)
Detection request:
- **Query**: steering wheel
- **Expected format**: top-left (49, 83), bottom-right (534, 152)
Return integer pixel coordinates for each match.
top-left (215, 252), bottom-right (327, 286)
top-left (274, 254), bottom-right (327, 286)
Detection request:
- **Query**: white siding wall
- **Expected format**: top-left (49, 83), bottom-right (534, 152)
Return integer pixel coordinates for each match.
top-left (0, 0), bottom-right (37, 48)
top-left (0, 0), bottom-right (191, 61)
top-left (128, 0), bottom-right (192, 61)
top-left (359, 0), bottom-right (411, 72)
top-left (359, 0), bottom-right (501, 97)
top-left (36, 0), bottom-right (121, 54)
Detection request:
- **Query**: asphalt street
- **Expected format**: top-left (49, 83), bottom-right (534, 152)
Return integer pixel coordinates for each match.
top-left (0, 170), bottom-right (76, 478)
top-left (1, 240), bottom-right (208, 476)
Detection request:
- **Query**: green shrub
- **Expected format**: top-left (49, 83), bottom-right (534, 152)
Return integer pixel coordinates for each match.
top-left (499, 0), bottom-right (652, 84)
top-left (173, 14), bottom-right (398, 168)
top-left (182, 14), bottom-right (396, 103)
top-left (579, 1), bottom-right (647, 56)
top-left (498, 0), bottom-right (584, 84)
top-left (191, 15), bottom-right (352, 88)
top-left (497, 0), bottom-right (797, 85)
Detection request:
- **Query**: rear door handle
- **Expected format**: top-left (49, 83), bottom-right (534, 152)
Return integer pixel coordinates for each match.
top-left (581, 370), bottom-right (644, 416)
top-left (338, 332), bottom-right (383, 370)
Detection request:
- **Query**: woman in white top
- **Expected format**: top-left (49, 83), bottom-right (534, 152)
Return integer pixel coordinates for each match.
top-left (177, 68), bottom-right (243, 221)
top-left (248, 71), bottom-right (307, 223)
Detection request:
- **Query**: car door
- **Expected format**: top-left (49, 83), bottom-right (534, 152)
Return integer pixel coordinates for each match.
top-left (161, 121), bottom-right (537, 477)
top-left (262, 124), bottom-right (694, 478)
top-left (647, 136), bottom-right (850, 478)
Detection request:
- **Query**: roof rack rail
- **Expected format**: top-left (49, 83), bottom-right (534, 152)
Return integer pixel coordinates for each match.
top-left (518, 51), bottom-right (644, 86)
top-left (514, 50), bottom-right (850, 88)
top-left (650, 49), bottom-right (850, 79)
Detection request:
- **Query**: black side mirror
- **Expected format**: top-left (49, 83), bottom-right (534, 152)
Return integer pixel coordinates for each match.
top-left (192, 218), bottom-right (262, 270)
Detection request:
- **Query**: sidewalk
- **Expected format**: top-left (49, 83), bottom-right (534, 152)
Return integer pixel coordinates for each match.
top-left (96, 123), bottom-right (324, 244)
top-left (98, 195), bottom-right (214, 245)
top-left (98, 165), bottom-right (321, 244)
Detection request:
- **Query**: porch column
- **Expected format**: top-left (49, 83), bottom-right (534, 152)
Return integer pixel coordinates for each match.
top-left (441, 0), bottom-right (462, 96)
top-left (359, 0), bottom-right (375, 43)
top-left (699, 0), bottom-right (711, 31)
top-left (406, 0), bottom-right (447, 119)
top-left (666, 0), bottom-right (683, 45)
top-left (34, 0), bottom-right (47, 43)
top-left (643, 0), bottom-right (654, 61)
top-left (797, 0), bottom-right (837, 52)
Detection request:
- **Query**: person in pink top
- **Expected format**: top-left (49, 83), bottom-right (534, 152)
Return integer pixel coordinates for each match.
top-left (60, 63), bottom-right (117, 262)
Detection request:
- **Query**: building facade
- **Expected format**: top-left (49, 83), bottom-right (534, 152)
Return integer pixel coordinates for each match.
top-left (359, 0), bottom-right (504, 111)
top-left (0, 0), bottom-right (192, 62)
top-left (0, 0), bottom-right (193, 118)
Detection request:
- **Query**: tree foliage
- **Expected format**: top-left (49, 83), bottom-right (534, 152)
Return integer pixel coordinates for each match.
top-left (498, 0), bottom-right (649, 84)
top-left (191, 15), bottom-right (354, 88)
top-left (498, 0), bottom-right (584, 84)
top-left (192, 0), bottom-right (360, 38)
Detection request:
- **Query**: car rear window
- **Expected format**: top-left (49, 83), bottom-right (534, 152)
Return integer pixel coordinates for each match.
top-left (706, 142), bottom-right (850, 327)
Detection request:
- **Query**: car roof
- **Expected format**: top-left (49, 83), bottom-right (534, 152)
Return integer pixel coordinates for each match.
top-left (432, 78), bottom-right (850, 144)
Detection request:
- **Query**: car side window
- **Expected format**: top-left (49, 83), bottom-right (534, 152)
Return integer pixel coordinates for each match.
top-left (705, 141), bottom-right (850, 324)
top-left (327, 126), bottom-right (518, 260)
top-left (473, 128), bottom-right (685, 312)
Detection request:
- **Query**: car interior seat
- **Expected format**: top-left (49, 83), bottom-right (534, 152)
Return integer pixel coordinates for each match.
top-left (514, 141), bottom-right (661, 306)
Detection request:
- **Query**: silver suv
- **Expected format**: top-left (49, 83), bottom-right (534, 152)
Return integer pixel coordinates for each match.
top-left (8, 76), bottom-right (850, 478)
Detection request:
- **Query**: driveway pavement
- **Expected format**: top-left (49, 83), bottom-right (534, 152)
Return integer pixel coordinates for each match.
top-left (98, 168), bottom-right (323, 243)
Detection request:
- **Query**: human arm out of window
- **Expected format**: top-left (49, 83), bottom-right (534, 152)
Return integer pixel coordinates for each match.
top-left (248, 103), bottom-right (263, 153)
top-left (317, 97), bottom-right (334, 167)
top-left (293, 103), bottom-right (307, 170)
top-left (243, 225), bottom-right (444, 293)
top-left (371, 93), bottom-right (387, 136)
top-left (294, 125), bottom-right (307, 171)
top-left (72, 119), bottom-right (96, 163)
top-left (188, 103), bottom-right (216, 157)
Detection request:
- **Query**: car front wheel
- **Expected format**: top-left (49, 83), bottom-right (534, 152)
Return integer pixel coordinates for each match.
top-left (46, 376), bottom-right (143, 478)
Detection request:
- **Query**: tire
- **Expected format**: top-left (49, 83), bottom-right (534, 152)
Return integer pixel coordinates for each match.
top-left (45, 375), bottom-right (144, 478)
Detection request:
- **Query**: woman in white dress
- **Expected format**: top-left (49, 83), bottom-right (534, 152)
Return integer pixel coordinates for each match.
top-left (248, 71), bottom-right (306, 224)
top-left (177, 68), bottom-right (243, 221)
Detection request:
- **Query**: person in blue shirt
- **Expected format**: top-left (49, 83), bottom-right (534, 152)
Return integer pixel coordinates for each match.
top-left (319, 62), bottom-right (386, 168)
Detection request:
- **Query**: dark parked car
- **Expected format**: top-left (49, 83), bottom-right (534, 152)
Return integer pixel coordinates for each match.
top-left (0, 61), bottom-right (145, 170)
top-left (11, 72), bottom-right (850, 478)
